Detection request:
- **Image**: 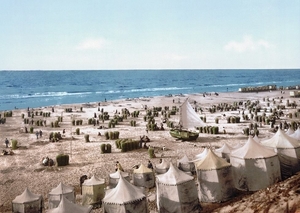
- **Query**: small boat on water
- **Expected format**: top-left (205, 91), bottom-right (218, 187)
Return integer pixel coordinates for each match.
top-left (169, 98), bottom-right (205, 141)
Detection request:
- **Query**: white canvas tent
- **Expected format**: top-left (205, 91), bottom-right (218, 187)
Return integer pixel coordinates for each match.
top-left (155, 159), bottom-right (170, 174)
top-left (231, 137), bottom-right (281, 191)
top-left (133, 163), bottom-right (155, 188)
top-left (191, 147), bottom-right (208, 162)
top-left (214, 142), bottom-right (234, 162)
top-left (82, 175), bottom-right (105, 206)
top-left (156, 163), bottom-right (201, 213)
top-left (103, 175), bottom-right (148, 213)
top-left (48, 182), bottom-right (75, 209)
top-left (108, 169), bottom-right (130, 188)
top-left (286, 128), bottom-right (295, 135)
top-left (177, 154), bottom-right (195, 174)
top-left (180, 99), bottom-right (205, 130)
top-left (260, 129), bottom-right (300, 179)
top-left (12, 188), bottom-right (43, 213)
top-left (253, 135), bottom-right (260, 143)
top-left (47, 196), bottom-right (92, 213)
top-left (194, 149), bottom-right (235, 202)
top-left (290, 128), bottom-right (300, 141)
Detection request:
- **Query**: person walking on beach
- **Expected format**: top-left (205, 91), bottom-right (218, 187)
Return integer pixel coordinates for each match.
top-left (5, 138), bottom-right (9, 148)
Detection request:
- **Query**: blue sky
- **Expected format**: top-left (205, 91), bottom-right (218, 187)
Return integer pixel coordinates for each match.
top-left (1, 0), bottom-right (299, 70)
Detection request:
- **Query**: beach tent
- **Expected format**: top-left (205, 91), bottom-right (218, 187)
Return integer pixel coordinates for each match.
top-left (48, 182), bottom-right (75, 209)
top-left (230, 137), bottom-right (281, 191)
top-left (194, 149), bottom-right (235, 202)
top-left (155, 159), bottom-right (170, 174)
top-left (260, 129), bottom-right (300, 179)
top-left (47, 196), bottom-right (92, 213)
top-left (82, 175), bottom-right (105, 206)
top-left (177, 154), bottom-right (195, 174)
top-left (108, 169), bottom-right (130, 188)
top-left (253, 135), bottom-right (260, 143)
top-left (156, 163), bottom-right (201, 213)
top-left (12, 188), bottom-right (43, 213)
top-left (286, 128), bottom-right (295, 135)
top-left (214, 142), bottom-right (234, 162)
top-left (195, 147), bottom-right (208, 160)
top-left (189, 147), bottom-right (208, 163)
top-left (133, 163), bottom-right (155, 188)
top-left (102, 175), bottom-right (148, 213)
top-left (290, 128), bottom-right (300, 141)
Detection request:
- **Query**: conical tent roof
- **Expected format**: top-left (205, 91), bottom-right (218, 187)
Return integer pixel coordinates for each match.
top-left (231, 137), bottom-right (277, 159)
top-left (253, 135), bottom-right (260, 143)
top-left (180, 99), bottom-right (205, 129)
top-left (48, 196), bottom-right (92, 213)
top-left (82, 175), bottom-right (105, 186)
top-left (215, 143), bottom-right (233, 154)
top-left (194, 149), bottom-right (231, 170)
top-left (191, 147), bottom-right (208, 162)
top-left (261, 129), bottom-right (300, 148)
top-left (178, 154), bottom-right (190, 163)
top-left (49, 182), bottom-right (74, 195)
top-left (103, 175), bottom-right (145, 204)
top-left (156, 163), bottom-right (194, 185)
top-left (12, 188), bottom-right (41, 203)
top-left (133, 163), bottom-right (153, 174)
top-left (109, 169), bottom-right (129, 178)
top-left (156, 159), bottom-right (170, 169)
top-left (286, 128), bottom-right (295, 135)
top-left (290, 128), bottom-right (300, 140)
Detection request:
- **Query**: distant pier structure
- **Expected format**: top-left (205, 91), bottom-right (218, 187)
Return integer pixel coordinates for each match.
top-left (238, 85), bottom-right (300, 97)
top-left (238, 85), bottom-right (277, 92)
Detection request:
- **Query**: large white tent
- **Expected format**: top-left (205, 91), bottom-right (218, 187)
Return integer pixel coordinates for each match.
top-left (194, 147), bottom-right (208, 160)
top-left (290, 128), bottom-right (300, 141)
top-left (133, 163), bottom-right (155, 188)
top-left (214, 142), bottom-right (234, 162)
top-left (48, 182), bottom-right (75, 209)
top-left (12, 188), bottom-right (43, 213)
top-left (108, 169), bottom-right (130, 188)
top-left (102, 175), bottom-right (148, 213)
top-left (231, 137), bottom-right (281, 191)
top-left (82, 175), bottom-right (105, 206)
top-left (177, 154), bottom-right (195, 174)
top-left (47, 196), bottom-right (92, 213)
top-left (260, 129), bottom-right (300, 179)
top-left (155, 159), bottom-right (170, 174)
top-left (156, 163), bottom-right (201, 213)
top-left (194, 149), bottom-right (235, 202)
top-left (286, 127), bottom-right (295, 135)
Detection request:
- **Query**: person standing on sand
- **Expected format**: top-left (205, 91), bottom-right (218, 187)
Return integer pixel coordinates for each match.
top-left (5, 138), bottom-right (9, 148)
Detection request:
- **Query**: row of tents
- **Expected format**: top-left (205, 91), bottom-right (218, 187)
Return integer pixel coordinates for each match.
top-left (12, 128), bottom-right (300, 213)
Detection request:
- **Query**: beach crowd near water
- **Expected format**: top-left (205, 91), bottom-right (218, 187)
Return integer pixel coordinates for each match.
top-left (1, 86), bottom-right (300, 213)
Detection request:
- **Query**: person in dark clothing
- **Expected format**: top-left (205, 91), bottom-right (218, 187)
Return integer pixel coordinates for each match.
top-left (80, 175), bottom-right (88, 195)
top-left (147, 160), bottom-right (153, 170)
top-left (5, 138), bottom-right (9, 148)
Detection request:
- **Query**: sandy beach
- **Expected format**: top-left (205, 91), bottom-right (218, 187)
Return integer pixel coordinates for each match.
top-left (1, 90), bottom-right (300, 213)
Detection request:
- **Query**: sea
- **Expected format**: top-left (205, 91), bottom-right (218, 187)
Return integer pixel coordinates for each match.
top-left (0, 69), bottom-right (299, 111)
